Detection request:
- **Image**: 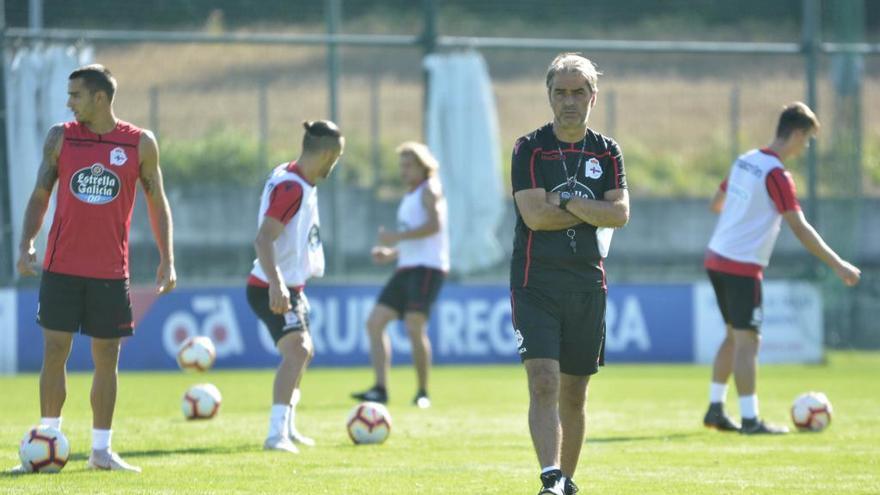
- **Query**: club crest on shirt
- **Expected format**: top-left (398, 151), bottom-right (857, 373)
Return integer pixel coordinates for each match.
top-left (109, 147), bottom-right (128, 166)
top-left (585, 158), bottom-right (602, 179)
top-left (308, 225), bottom-right (322, 250)
top-left (70, 163), bottom-right (120, 205)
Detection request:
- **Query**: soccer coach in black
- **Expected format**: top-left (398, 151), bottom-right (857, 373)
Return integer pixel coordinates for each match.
top-left (509, 52), bottom-right (629, 495)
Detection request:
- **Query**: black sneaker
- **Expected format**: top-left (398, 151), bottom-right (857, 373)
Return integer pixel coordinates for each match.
top-left (564, 477), bottom-right (579, 495)
top-left (740, 418), bottom-right (789, 435)
top-left (703, 403), bottom-right (741, 432)
top-left (351, 385), bottom-right (388, 404)
top-left (538, 470), bottom-right (565, 495)
top-left (412, 390), bottom-right (431, 408)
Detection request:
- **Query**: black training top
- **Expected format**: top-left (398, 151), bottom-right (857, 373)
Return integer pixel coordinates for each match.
top-left (509, 123), bottom-right (627, 292)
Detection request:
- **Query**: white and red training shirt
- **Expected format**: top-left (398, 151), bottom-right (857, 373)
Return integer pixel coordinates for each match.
top-left (248, 162), bottom-right (324, 288)
top-left (705, 148), bottom-right (801, 278)
top-left (395, 177), bottom-right (450, 271)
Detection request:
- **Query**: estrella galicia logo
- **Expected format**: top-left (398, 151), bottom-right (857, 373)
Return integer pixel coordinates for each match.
top-left (109, 147), bottom-right (128, 166)
top-left (70, 163), bottom-right (120, 205)
top-left (308, 224), bottom-right (321, 250)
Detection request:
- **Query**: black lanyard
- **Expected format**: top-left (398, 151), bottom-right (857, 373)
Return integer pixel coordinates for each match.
top-left (557, 138), bottom-right (587, 192)
top-left (556, 138), bottom-right (586, 254)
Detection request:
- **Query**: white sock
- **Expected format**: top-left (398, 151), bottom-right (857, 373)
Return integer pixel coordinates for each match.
top-left (40, 417), bottom-right (62, 430)
top-left (541, 465), bottom-right (561, 474)
top-left (268, 404), bottom-right (290, 439)
top-left (92, 429), bottom-right (112, 451)
top-left (709, 382), bottom-right (728, 404)
top-left (739, 395), bottom-right (759, 420)
top-left (288, 389), bottom-right (300, 432)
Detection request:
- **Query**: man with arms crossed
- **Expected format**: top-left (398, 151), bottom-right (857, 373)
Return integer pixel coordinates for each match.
top-left (14, 64), bottom-right (176, 473)
top-left (246, 120), bottom-right (344, 454)
top-left (510, 53), bottom-right (629, 495)
top-left (702, 102), bottom-right (860, 434)
top-left (351, 142), bottom-right (449, 408)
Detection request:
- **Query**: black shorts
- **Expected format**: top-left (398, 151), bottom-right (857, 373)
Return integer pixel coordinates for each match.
top-left (510, 287), bottom-right (606, 376)
top-left (37, 271), bottom-right (133, 339)
top-left (246, 285), bottom-right (310, 345)
top-left (377, 266), bottom-right (446, 318)
top-left (707, 269), bottom-right (763, 331)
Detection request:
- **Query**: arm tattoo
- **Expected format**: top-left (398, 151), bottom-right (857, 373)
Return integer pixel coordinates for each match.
top-left (139, 130), bottom-right (161, 196)
top-left (141, 174), bottom-right (155, 195)
top-left (37, 125), bottom-right (63, 191)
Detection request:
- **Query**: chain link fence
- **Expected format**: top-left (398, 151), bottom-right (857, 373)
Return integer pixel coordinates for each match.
top-left (2, 0), bottom-right (878, 347)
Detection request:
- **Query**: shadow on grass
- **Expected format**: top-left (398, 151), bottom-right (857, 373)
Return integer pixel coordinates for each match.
top-left (63, 444), bottom-right (261, 462)
top-left (119, 443), bottom-right (262, 458)
top-left (1, 443), bottom-right (263, 477)
top-left (588, 432), bottom-right (701, 443)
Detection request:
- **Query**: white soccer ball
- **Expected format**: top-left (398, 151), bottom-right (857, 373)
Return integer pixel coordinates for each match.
top-left (182, 383), bottom-right (222, 420)
top-left (346, 402), bottom-right (392, 445)
top-left (176, 336), bottom-right (216, 372)
top-left (19, 425), bottom-right (70, 473)
top-left (791, 391), bottom-right (833, 432)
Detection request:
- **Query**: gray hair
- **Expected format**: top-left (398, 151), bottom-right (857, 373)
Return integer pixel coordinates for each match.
top-left (545, 53), bottom-right (601, 94)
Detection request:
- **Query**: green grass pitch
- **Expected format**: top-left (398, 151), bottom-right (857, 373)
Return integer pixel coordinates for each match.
top-left (1, 352), bottom-right (878, 494)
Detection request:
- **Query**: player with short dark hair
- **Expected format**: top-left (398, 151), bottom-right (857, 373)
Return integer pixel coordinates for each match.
top-left (775, 101), bottom-right (820, 139)
top-left (247, 120), bottom-right (344, 454)
top-left (13, 64), bottom-right (176, 473)
top-left (68, 64), bottom-right (117, 102)
top-left (511, 52), bottom-right (629, 495)
top-left (702, 101), bottom-right (860, 435)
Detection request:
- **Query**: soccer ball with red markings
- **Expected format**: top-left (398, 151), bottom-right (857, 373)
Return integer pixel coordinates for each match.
top-left (176, 336), bottom-right (216, 372)
top-left (19, 425), bottom-right (70, 473)
top-left (346, 402), bottom-right (392, 445)
top-left (182, 383), bottom-right (222, 420)
top-left (791, 391), bottom-right (833, 432)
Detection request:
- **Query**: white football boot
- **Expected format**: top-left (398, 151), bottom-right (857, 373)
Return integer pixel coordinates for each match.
top-left (288, 426), bottom-right (315, 447)
top-left (86, 450), bottom-right (142, 473)
top-left (263, 435), bottom-right (299, 454)
top-left (9, 464), bottom-right (29, 474)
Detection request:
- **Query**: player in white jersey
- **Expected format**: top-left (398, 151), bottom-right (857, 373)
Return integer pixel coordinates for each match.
top-left (246, 121), bottom-right (344, 454)
top-left (351, 142), bottom-right (449, 408)
top-left (702, 102), bottom-right (860, 435)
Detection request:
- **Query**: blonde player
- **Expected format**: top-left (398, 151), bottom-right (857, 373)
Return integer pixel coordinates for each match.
top-left (351, 142), bottom-right (449, 408)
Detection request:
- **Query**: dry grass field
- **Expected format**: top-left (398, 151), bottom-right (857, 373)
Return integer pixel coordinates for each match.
top-left (93, 42), bottom-right (880, 196)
